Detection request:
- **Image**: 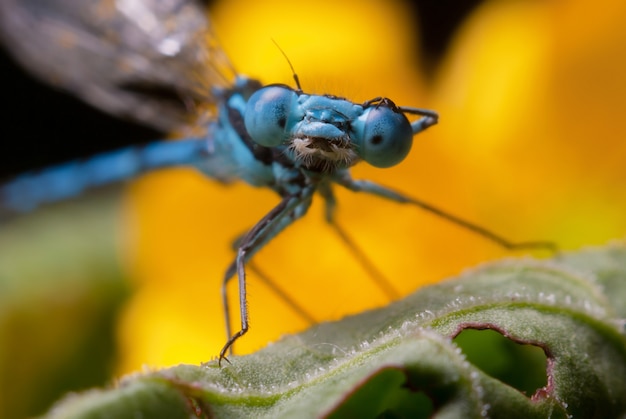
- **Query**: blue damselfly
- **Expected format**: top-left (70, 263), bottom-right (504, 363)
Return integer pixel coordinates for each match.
top-left (0, 0), bottom-right (555, 365)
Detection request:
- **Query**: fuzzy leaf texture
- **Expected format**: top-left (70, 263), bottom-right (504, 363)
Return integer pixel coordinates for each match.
top-left (35, 240), bottom-right (626, 419)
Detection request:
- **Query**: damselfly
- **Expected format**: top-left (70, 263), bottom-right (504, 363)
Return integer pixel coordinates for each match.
top-left (0, 0), bottom-right (555, 365)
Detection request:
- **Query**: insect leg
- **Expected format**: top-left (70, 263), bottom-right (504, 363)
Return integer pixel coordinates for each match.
top-left (399, 107), bottom-right (439, 135)
top-left (334, 175), bottom-right (557, 253)
top-left (317, 182), bottom-right (400, 300)
top-left (229, 233), bottom-right (317, 325)
top-left (219, 187), bottom-right (314, 366)
top-left (247, 261), bottom-right (317, 324)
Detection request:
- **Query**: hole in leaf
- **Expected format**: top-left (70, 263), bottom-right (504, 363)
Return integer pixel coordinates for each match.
top-left (327, 368), bottom-right (434, 419)
top-left (453, 328), bottom-right (547, 396)
top-left (376, 388), bottom-right (432, 419)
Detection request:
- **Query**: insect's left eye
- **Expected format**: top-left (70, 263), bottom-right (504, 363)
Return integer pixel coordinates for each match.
top-left (244, 85), bottom-right (297, 147)
top-left (354, 106), bottom-right (413, 168)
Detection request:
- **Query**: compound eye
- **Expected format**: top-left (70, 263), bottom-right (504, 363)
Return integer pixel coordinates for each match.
top-left (355, 106), bottom-right (413, 168)
top-left (244, 85), bottom-right (297, 147)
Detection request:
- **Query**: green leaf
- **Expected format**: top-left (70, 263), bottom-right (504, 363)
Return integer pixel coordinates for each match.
top-left (42, 243), bottom-right (626, 418)
top-left (0, 192), bottom-right (129, 419)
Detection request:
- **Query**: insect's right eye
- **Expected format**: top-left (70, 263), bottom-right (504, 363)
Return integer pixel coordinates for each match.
top-left (244, 85), bottom-right (297, 147)
top-left (353, 105), bottom-right (413, 168)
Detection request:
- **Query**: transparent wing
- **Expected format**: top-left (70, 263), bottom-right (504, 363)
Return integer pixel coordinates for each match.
top-left (0, 0), bottom-right (234, 132)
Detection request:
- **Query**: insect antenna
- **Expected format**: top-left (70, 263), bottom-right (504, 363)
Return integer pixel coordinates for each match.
top-left (271, 39), bottom-right (302, 92)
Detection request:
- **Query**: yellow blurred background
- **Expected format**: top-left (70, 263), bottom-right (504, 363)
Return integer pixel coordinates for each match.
top-left (1, 0), bottom-right (625, 417)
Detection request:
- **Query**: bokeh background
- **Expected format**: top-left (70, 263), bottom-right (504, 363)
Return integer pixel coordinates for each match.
top-left (2, 0), bottom-right (626, 417)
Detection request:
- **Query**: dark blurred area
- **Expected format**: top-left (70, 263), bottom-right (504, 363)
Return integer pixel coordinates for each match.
top-left (0, 0), bottom-right (482, 179)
